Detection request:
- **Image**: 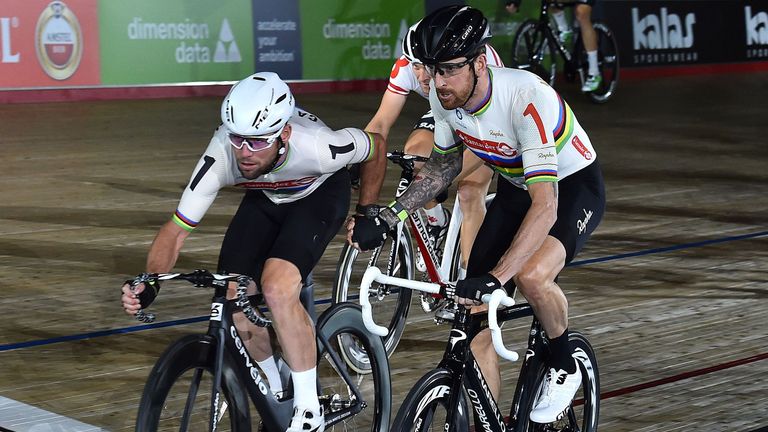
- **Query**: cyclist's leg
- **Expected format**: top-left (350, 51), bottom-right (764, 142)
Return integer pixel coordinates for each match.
top-left (575, 2), bottom-right (600, 90)
top-left (455, 151), bottom-right (493, 269)
top-left (268, 169), bottom-right (351, 430)
top-left (520, 161), bottom-right (605, 422)
top-left (464, 177), bottom-right (531, 400)
top-left (218, 190), bottom-right (284, 393)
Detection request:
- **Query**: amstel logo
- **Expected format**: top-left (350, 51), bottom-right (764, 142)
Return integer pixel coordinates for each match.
top-left (35, 1), bottom-right (82, 80)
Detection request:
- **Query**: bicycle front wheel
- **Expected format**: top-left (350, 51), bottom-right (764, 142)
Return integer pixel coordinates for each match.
top-left (514, 331), bottom-right (600, 432)
top-left (511, 19), bottom-right (557, 86)
top-left (333, 227), bottom-right (414, 361)
top-left (135, 334), bottom-right (251, 432)
top-left (576, 22), bottom-right (619, 104)
top-left (392, 368), bottom-right (469, 432)
top-left (316, 303), bottom-right (391, 431)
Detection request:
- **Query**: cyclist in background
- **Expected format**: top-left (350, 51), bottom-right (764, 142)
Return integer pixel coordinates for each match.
top-left (360, 19), bottom-right (504, 270)
top-left (350, 6), bottom-right (605, 423)
top-left (506, 0), bottom-right (602, 92)
top-left (120, 72), bottom-right (385, 432)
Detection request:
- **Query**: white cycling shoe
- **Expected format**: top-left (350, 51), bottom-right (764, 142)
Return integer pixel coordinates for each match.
top-left (287, 406), bottom-right (325, 432)
top-left (529, 362), bottom-right (582, 423)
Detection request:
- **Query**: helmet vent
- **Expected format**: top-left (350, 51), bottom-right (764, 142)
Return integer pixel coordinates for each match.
top-left (275, 93), bottom-right (287, 104)
top-left (252, 110), bottom-right (262, 127)
top-left (228, 105), bottom-right (234, 122)
top-left (268, 119), bottom-right (282, 128)
top-left (252, 76), bottom-right (266, 81)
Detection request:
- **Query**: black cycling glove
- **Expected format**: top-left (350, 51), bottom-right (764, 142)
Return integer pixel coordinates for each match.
top-left (351, 214), bottom-right (389, 250)
top-left (125, 275), bottom-right (161, 309)
top-left (456, 273), bottom-right (503, 302)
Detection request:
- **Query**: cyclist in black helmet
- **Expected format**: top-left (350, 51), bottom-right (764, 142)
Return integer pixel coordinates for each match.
top-left (349, 5), bottom-right (605, 424)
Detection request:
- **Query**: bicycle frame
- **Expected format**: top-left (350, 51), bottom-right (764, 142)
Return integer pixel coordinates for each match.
top-left (389, 157), bottom-right (464, 287)
top-left (438, 304), bottom-right (549, 432)
top-left (199, 286), bottom-right (368, 431)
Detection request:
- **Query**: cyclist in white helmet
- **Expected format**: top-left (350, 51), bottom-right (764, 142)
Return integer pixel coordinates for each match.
top-left (358, 18), bottom-right (504, 271)
top-left (350, 6), bottom-right (605, 424)
top-left (121, 72), bottom-right (386, 432)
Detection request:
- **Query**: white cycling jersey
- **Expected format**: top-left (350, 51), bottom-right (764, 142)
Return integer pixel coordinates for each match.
top-left (387, 44), bottom-right (504, 98)
top-left (431, 67), bottom-right (596, 189)
top-left (172, 108), bottom-right (375, 231)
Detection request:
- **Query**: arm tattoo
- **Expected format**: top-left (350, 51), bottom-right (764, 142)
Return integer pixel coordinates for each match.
top-left (399, 150), bottom-right (462, 213)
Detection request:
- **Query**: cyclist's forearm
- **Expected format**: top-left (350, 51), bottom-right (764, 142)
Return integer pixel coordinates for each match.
top-left (357, 133), bottom-right (387, 206)
top-left (383, 149), bottom-right (461, 226)
top-left (146, 220), bottom-right (189, 273)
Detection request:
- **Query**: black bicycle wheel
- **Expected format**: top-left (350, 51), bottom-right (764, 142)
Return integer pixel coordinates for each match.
top-left (332, 227), bottom-right (413, 364)
top-left (511, 19), bottom-right (557, 86)
top-left (135, 334), bottom-right (251, 432)
top-left (575, 22), bottom-right (619, 104)
top-left (316, 303), bottom-right (391, 431)
top-left (514, 331), bottom-right (600, 432)
top-left (392, 368), bottom-right (470, 432)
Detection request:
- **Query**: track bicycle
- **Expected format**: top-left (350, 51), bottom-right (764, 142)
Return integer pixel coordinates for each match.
top-left (129, 269), bottom-right (391, 431)
top-left (334, 151), bottom-right (494, 365)
top-left (510, 0), bottom-right (619, 103)
top-left (360, 267), bottom-right (600, 432)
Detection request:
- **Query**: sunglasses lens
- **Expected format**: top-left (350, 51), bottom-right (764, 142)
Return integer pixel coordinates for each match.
top-left (228, 133), bottom-right (273, 152)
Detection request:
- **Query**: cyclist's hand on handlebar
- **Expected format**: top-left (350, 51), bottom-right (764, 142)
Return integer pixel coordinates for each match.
top-left (455, 273), bottom-right (503, 307)
top-left (121, 276), bottom-right (160, 315)
top-left (348, 214), bottom-right (389, 251)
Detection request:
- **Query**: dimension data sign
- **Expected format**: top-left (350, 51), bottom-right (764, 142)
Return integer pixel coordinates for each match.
top-left (99, 0), bottom-right (253, 85)
top-left (299, 1), bottom-right (423, 80)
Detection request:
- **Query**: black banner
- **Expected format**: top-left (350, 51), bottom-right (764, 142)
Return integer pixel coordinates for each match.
top-left (602, 0), bottom-right (768, 67)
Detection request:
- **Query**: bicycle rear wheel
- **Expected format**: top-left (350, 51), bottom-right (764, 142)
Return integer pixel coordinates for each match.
top-left (316, 303), bottom-right (391, 431)
top-left (333, 227), bottom-right (413, 363)
top-left (576, 22), bottom-right (619, 104)
top-left (511, 19), bottom-right (557, 86)
top-left (135, 334), bottom-right (251, 431)
top-left (391, 368), bottom-right (469, 432)
top-left (514, 331), bottom-right (600, 432)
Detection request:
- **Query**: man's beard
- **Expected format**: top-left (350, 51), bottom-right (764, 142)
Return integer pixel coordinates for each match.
top-left (438, 85), bottom-right (472, 110)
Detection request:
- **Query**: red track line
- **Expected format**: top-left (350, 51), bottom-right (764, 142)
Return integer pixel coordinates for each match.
top-left (598, 351), bottom-right (768, 401)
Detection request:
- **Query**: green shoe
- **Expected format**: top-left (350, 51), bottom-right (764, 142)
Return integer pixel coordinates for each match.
top-left (581, 74), bottom-right (602, 92)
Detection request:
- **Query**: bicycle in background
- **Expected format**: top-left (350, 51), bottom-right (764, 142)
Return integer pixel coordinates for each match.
top-left (129, 269), bottom-right (391, 431)
top-left (511, 0), bottom-right (619, 103)
top-left (359, 267), bottom-right (600, 432)
top-left (334, 152), bottom-right (494, 366)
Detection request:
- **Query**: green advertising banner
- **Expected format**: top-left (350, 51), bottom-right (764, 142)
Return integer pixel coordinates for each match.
top-left (299, 1), bottom-right (424, 80)
top-left (99, 0), bottom-right (254, 85)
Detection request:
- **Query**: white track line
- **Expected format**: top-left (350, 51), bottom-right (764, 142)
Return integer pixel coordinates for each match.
top-left (0, 397), bottom-right (106, 432)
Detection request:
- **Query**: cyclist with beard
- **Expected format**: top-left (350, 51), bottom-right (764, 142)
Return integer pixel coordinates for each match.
top-left (361, 21), bottom-right (504, 270)
top-left (349, 6), bottom-right (605, 424)
top-left (121, 72), bottom-right (385, 432)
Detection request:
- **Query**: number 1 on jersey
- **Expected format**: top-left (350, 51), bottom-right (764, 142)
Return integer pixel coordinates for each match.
top-left (523, 103), bottom-right (548, 145)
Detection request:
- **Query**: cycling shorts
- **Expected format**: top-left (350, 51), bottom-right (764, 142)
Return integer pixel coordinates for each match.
top-left (217, 169), bottom-right (351, 283)
top-left (411, 110), bottom-right (435, 132)
top-left (466, 159), bottom-right (605, 280)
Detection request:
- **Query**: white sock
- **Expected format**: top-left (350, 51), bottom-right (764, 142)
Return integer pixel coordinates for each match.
top-left (552, 10), bottom-right (569, 33)
top-left (291, 368), bottom-right (320, 412)
top-left (424, 204), bottom-right (446, 226)
top-left (257, 357), bottom-right (284, 396)
top-left (587, 51), bottom-right (599, 76)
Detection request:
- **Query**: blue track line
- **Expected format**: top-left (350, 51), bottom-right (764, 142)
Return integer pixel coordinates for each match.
top-left (1, 230), bottom-right (765, 353)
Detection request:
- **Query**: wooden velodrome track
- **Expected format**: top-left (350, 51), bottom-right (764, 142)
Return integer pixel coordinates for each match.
top-left (0, 71), bottom-right (766, 431)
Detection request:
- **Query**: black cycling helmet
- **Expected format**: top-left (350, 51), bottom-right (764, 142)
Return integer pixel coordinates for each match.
top-left (412, 5), bottom-right (491, 65)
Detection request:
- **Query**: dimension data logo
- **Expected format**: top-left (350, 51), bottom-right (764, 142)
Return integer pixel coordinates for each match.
top-left (745, 6), bottom-right (768, 59)
top-left (35, 1), bottom-right (83, 80)
top-left (631, 7), bottom-right (697, 65)
top-left (128, 17), bottom-right (241, 64)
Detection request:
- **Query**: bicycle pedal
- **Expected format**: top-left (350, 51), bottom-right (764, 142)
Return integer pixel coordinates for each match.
top-left (434, 307), bottom-right (456, 323)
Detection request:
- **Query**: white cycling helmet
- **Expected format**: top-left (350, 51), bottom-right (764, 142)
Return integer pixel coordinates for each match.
top-left (402, 21), bottom-right (421, 63)
top-left (221, 72), bottom-right (295, 141)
